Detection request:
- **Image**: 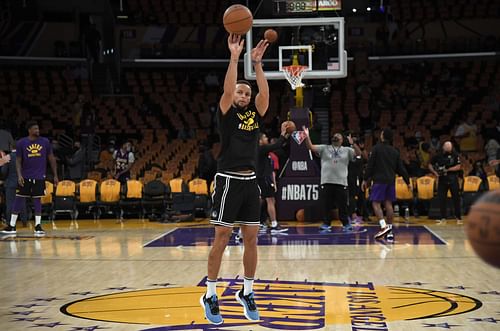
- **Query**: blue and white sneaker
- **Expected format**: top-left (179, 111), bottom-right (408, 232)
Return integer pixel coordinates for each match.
top-left (235, 289), bottom-right (260, 321)
top-left (200, 294), bottom-right (223, 325)
top-left (319, 223), bottom-right (331, 232)
top-left (342, 224), bottom-right (353, 232)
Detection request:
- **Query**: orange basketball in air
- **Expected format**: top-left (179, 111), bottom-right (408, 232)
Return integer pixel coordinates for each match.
top-left (223, 4), bottom-right (253, 35)
top-left (264, 28), bottom-right (278, 43)
top-left (465, 190), bottom-right (500, 268)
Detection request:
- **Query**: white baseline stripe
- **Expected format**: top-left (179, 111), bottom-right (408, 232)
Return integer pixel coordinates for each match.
top-left (143, 228), bottom-right (177, 247)
top-left (424, 225), bottom-right (448, 245)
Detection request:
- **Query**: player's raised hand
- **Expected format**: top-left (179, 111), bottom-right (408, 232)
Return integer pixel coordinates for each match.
top-left (251, 39), bottom-right (269, 63)
top-left (302, 125), bottom-right (310, 137)
top-left (228, 33), bottom-right (244, 58)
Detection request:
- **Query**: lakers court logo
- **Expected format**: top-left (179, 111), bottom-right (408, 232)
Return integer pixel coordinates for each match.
top-left (61, 277), bottom-right (482, 330)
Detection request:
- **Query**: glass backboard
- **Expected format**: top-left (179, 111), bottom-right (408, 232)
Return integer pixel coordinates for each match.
top-left (244, 17), bottom-right (347, 80)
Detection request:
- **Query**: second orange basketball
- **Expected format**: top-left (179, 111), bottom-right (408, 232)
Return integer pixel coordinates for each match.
top-left (223, 4), bottom-right (253, 35)
top-left (264, 28), bottom-right (278, 43)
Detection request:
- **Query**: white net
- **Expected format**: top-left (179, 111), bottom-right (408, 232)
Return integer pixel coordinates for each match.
top-left (282, 65), bottom-right (307, 90)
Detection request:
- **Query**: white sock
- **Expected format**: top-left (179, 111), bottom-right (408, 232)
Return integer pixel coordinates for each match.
top-left (10, 214), bottom-right (18, 227)
top-left (206, 279), bottom-right (217, 297)
top-left (379, 219), bottom-right (386, 228)
top-left (243, 277), bottom-right (254, 295)
top-left (35, 215), bottom-right (41, 226)
top-left (271, 220), bottom-right (278, 228)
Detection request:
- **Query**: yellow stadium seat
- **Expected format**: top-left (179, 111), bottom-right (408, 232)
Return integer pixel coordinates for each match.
top-left (79, 179), bottom-right (98, 203)
top-left (416, 176), bottom-right (435, 218)
top-left (189, 178), bottom-right (208, 195)
top-left (462, 175), bottom-right (483, 213)
top-left (53, 180), bottom-right (77, 220)
top-left (98, 179), bottom-right (122, 220)
top-left (124, 180), bottom-right (143, 199)
top-left (121, 180), bottom-right (144, 218)
top-left (169, 178), bottom-right (194, 215)
top-left (189, 178), bottom-right (210, 217)
top-left (77, 179), bottom-right (99, 220)
top-left (169, 178), bottom-right (186, 193)
top-left (55, 180), bottom-right (76, 196)
top-left (100, 179), bottom-right (121, 202)
top-left (487, 175), bottom-right (499, 190)
top-left (41, 181), bottom-right (54, 205)
top-left (463, 176), bottom-right (482, 192)
top-left (396, 177), bottom-right (413, 200)
top-left (416, 176), bottom-right (435, 200)
top-left (396, 177), bottom-right (415, 219)
top-left (41, 181), bottom-right (54, 218)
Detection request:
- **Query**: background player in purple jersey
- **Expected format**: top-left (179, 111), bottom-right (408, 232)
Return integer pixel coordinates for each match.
top-left (1, 121), bottom-right (58, 236)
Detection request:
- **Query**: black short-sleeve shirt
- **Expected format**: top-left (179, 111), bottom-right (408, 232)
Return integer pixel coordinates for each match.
top-left (217, 105), bottom-right (261, 172)
top-left (431, 151), bottom-right (461, 177)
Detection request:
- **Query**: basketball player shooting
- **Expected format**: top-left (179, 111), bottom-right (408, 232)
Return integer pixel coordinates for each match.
top-left (200, 33), bottom-right (269, 325)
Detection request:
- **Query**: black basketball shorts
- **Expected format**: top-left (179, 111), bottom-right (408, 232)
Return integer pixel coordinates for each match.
top-left (258, 177), bottom-right (275, 199)
top-left (210, 172), bottom-right (261, 227)
top-left (16, 178), bottom-right (46, 198)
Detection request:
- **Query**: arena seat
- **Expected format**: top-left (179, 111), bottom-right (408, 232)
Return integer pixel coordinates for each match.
top-left (487, 175), bottom-right (499, 191)
top-left (41, 181), bottom-right (54, 218)
top-left (142, 179), bottom-right (169, 219)
top-left (98, 179), bottom-right (122, 220)
top-left (77, 179), bottom-right (99, 220)
top-left (120, 179), bottom-right (144, 219)
top-left (189, 178), bottom-right (210, 217)
top-left (52, 180), bottom-right (77, 221)
top-left (462, 175), bottom-right (483, 213)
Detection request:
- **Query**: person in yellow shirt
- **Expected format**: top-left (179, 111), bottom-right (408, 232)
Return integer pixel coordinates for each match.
top-left (454, 115), bottom-right (477, 152)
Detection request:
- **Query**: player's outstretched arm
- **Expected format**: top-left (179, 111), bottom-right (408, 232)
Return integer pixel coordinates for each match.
top-left (302, 126), bottom-right (319, 155)
top-left (252, 39), bottom-right (269, 117)
top-left (219, 34), bottom-right (244, 114)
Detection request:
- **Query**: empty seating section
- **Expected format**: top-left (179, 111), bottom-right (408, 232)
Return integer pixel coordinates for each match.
top-left (126, 0), bottom-right (232, 25)
top-left (390, 0), bottom-right (499, 21)
top-left (0, 66), bottom-right (91, 136)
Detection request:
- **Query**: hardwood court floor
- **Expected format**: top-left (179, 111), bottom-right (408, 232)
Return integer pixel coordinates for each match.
top-left (0, 217), bottom-right (499, 331)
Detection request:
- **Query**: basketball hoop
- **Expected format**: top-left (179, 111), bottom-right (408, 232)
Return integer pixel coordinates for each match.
top-left (282, 65), bottom-right (307, 90)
